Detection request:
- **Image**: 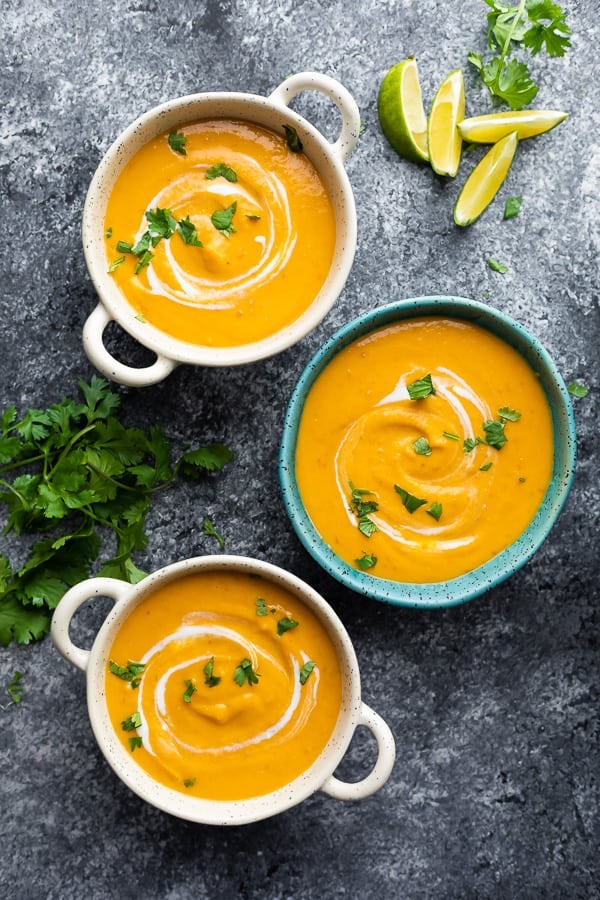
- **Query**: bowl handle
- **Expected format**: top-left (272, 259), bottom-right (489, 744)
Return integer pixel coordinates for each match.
top-left (268, 71), bottom-right (361, 164)
top-left (320, 702), bottom-right (396, 800)
top-left (83, 304), bottom-right (177, 387)
top-left (51, 577), bottom-right (134, 672)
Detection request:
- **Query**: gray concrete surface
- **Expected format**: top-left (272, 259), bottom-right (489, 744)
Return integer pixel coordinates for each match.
top-left (0, 1), bottom-right (598, 898)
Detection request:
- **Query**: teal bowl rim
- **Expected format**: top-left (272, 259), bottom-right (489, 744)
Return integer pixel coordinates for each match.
top-left (278, 295), bottom-right (578, 609)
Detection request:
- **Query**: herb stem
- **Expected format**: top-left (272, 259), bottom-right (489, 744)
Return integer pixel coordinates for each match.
top-left (496, 0), bottom-right (528, 86)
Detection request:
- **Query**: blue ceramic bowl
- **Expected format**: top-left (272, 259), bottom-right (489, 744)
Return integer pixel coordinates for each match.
top-left (278, 296), bottom-right (577, 609)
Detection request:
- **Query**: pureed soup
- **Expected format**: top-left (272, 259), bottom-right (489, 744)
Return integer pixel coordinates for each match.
top-left (103, 119), bottom-right (336, 347)
top-left (294, 317), bottom-right (554, 583)
top-left (105, 570), bottom-right (342, 801)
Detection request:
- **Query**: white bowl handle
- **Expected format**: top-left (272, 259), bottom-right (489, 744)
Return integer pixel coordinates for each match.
top-left (83, 304), bottom-right (177, 387)
top-left (268, 72), bottom-right (361, 164)
top-left (320, 702), bottom-right (396, 800)
top-left (51, 577), bottom-right (134, 672)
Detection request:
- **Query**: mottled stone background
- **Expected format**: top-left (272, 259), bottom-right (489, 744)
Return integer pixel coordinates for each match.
top-left (0, 1), bottom-right (598, 898)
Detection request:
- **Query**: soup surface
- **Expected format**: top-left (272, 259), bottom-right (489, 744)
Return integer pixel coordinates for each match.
top-left (294, 317), bottom-right (554, 583)
top-left (103, 119), bottom-right (336, 347)
top-left (105, 571), bottom-right (343, 800)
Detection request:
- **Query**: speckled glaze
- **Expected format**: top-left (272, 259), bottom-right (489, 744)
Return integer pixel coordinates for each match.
top-left (82, 72), bottom-right (360, 387)
top-left (50, 555), bottom-right (395, 825)
top-left (278, 296), bottom-right (578, 609)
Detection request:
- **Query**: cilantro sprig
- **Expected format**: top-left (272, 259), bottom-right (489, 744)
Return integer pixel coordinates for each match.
top-left (469, 0), bottom-right (571, 109)
top-left (0, 377), bottom-right (233, 646)
top-left (349, 483), bottom-right (379, 537)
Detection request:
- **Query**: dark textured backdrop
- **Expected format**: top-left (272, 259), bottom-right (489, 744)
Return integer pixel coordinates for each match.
top-left (1, 1), bottom-right (598, 898)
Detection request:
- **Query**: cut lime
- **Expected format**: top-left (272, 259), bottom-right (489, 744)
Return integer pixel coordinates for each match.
top-left (428, 69), bottom-right (465, 177)
top-left (458, 109), bottom-right (568, 143)
top-left (454, 131), bottom-right (518, 227)
top-left (378, 58), bottom-right (429, 162)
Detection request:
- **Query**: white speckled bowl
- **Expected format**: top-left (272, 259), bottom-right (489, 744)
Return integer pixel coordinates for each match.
top-left (82, 72), bottom-right (360, 387)
top-left (51, 555), bottom-right (395, 825)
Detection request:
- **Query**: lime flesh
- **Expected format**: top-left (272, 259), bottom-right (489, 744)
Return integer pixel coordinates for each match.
top-left (428, 68), bottom-right (465, 177)
top-left (454, 131), bottom-right (518, 227)
top-left (458, 109), bottom-right (568, 143)
top-left (378, 58), bottom-right (429, 162)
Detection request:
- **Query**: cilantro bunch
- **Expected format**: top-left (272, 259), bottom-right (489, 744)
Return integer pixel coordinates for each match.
top-left (469, 0), bottom-right (571, 108)
top-left (0, 377), bottom-right (232, 647)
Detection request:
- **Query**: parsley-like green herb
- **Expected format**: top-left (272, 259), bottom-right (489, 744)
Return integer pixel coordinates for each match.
top-left (116, 240), bottom-right (133, 254)
top-left (105, 227), bottom-right (113, 239)
top-left (413, 437), bottom-right (432, 456)
top-left (443, 431), bottom-right (460, 441)
top-left (483, 419), bottom-right (508, 448)
top-left (168, 131), bottom-right (187, 155)
top-left (108, 257), bottom-right (125, 274)
top-left (426, 502), bottom-right (443, 521)
top-left (146, 207), bottom-right (178, 245)
top-left (283, 124), bottom-right (303, 152)
top-left (480, 462), bottom-right (493, 471)
top-left (128, 736), bottom-right (143, 752)
top-left (504, 196), bottom-right (523, 219)
top-left (468, 0), bottom-right (571, 109)
top-left (204, 657), bottom-right (220, 688)
top-left (134, 249), bottom-right (154, 274)
top-left (567, 380), bottom-right (589, 399)
top-left (349, 483), bottom-right (379, 537)
top-left (488, 257), bottom-right (508, 274)
top-left (202, 516), bottom-right (224, 549)
top-left (394, 485), bottom-right (428, 513)
top-left (299, 661), bottom-right (316, 685)
top-left (109, 660), bottom-right (146, 689)
top-left (246, 214), bottom-right (261, 221)
top-left (177, 216), bottom-right (204, 247)
top-left (0, 377), bottom-right (232, 647)
top-left (183, 778), bottom-right (196, 788)
top-left (407, 374), bottom-right (436, 400)
top-left (6, 671), bottom-right (22, 704)
top-left (121, 711), bottom-right (142, 731)
top-left (498, 406), bottom-right (522, 422)
top-left (277, 617), bottom-right (299, 636)
top-left (233, 658), bottom-right (260, 686)
top-left (211, 202), bottom-right (237, 237)
top-left (356, 552), bottom-right (377, 570)
top-left (183, 679), bottom-right (196, 703)
top-left (205, 163), bottom-right (238, 182)
top-left (464, 437), bottom-right (483, 453)
top-left (256, 598), bottom-right (268, 617)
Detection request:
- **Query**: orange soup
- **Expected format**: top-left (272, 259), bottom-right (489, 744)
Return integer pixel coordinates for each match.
top-left (295, 317), bottom-right (554, 583)
top-left (103, 119), bottom-right (336, 347)
top-left (105, 571), bottom-right (343, 801)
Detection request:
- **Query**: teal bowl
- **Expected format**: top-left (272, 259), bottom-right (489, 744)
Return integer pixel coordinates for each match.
top-left (278, 296), bottom-right (577, 609)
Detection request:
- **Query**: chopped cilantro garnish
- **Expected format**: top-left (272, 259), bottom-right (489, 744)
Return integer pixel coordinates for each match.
top-left (183, 679), bottom-right (196, 703)
top-left (177, 216), bottom-right (203, 247)
top-left (205, 163), bottom-right (238, 182)
top-left (255, 598), bottom-right (268, 617)
top-left (407, 374), bottom-right (436, 400)
top-left (121, 711), bottom-right (142, 731)
top-left (488, 257), bottom-right (508, 274)
top-left (443, 431), bottom-right (460, 441)
top-left (168, 131), bottom-right (187, 155)
top-left (108, 256), bottom-right (125, 274)
top-left (356, 552), bottom-right (377, 570)
top-left (413, 436), bottom-right (432, 456)
top-left (109, 660), bottom-right (146, 689)
top-left (504, 196), bottom-right (523, 219)
top-left (567, 380), bottom-right (589, 399)
top-left (203, 657), bottom-right (220, 688)
top-left (483, 419), bottom-right (508, 449)
top-left (134, 249), bottom-right (154, 274)
top-left (277, 617), bottom-right (299, 636)
top-left (299, 661), bottom-right (316, 685)
top-left (6, 671), bottom-right (22, 704)
top-left (116, 240), bottom-right (133, 254)
top-left (202, 516), bottom-right (224, 548)
top-left (211, 202), bottom-right (237, 237)
top-left (426, 502), bottom-right (443, 521)
top-left (233, 658), bottom-right (260, 686)
top-left (128, 736), bottom-right (143, 752)
top-left (283, 124), bottom-right (303, 152)
top-left (183, 778), bottom-right (196, 788)
top-left (480, 462), bottom-right (493, 471)
top-left (145, 207), bottom-right (178, 244)
top-left (498, 407), bottom-right (521, 422)
top-left (394, 485), bottom-right (428, 513)
top-left (349, 483), bottom-right (379, 537)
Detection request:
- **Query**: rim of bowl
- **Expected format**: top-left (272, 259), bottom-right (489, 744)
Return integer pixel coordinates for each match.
top-left (85, 554), bottom-right (363, 825)
top-left (278, 295), bottom-right (578, 609)
top-left (81, 90), bottom-right (358, 367)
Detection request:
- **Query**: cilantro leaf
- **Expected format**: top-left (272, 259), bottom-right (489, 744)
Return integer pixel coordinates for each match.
top-left (183, 679), bottom-right (196, 703)
top-left (277, 617), bottom-right (299, 636)
top-left (567, 380), bottom-right (589, 399)
top-left (6, 670), bottom-right (23, 704)
top-left (255, 598), bottom-right (268, 617)
top-left (299, 661), bottom-right (316, 685)
top-left (178, 443), bottom-right (234, 477)
top-left (205, 163), bottom-right (238, 182)
top-left (233, 658), bottom-right (260, 686)
top-left (356, 552), bottom-right (377, 570)
top-left (488, 257), bottom-right (508, 273)
top-left (211, 202), bottom-right (237, 238)
top-left (407, 374), bottom-right (436, 400)
top-left (426, 502), bottom-right (443, 521)
top-left (177, 216), bottom-right (203, 247)
top-left (498, 406), bottom-right (522, 422)
top-left (413, 436), bottom-right (432, 456)
top-left (204, 657), bottom-right (221, 687)
top-left (121, 711), bottom-right (142, 731)
top-left (168, 131), bottom-right (187, 155)
top-left (283, 124), bottom-right (303, 152)
top-left (504, 196), bottom-right (523, 219)
top-left (202, 517), bottom-right (225, 549)
top-left (394, 485), bottom-right (428, 513)
top-left (349, 483), bottom-right (379, 537)
top-left (483, 419), bottom-right (508, 449)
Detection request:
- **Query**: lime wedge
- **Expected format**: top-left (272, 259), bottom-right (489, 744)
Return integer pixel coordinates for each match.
top-left (454, 131), bottom-right (518, 227)
top-left (458, 109), bottom-right (568, 143)
top-left (428, 69), bottom-right (465, 177)
top-left (378, 58), bottom-right (429, 162)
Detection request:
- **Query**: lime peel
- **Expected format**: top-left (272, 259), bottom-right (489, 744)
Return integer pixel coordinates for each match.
top-left (378, 58), bottom-right (429, 163)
